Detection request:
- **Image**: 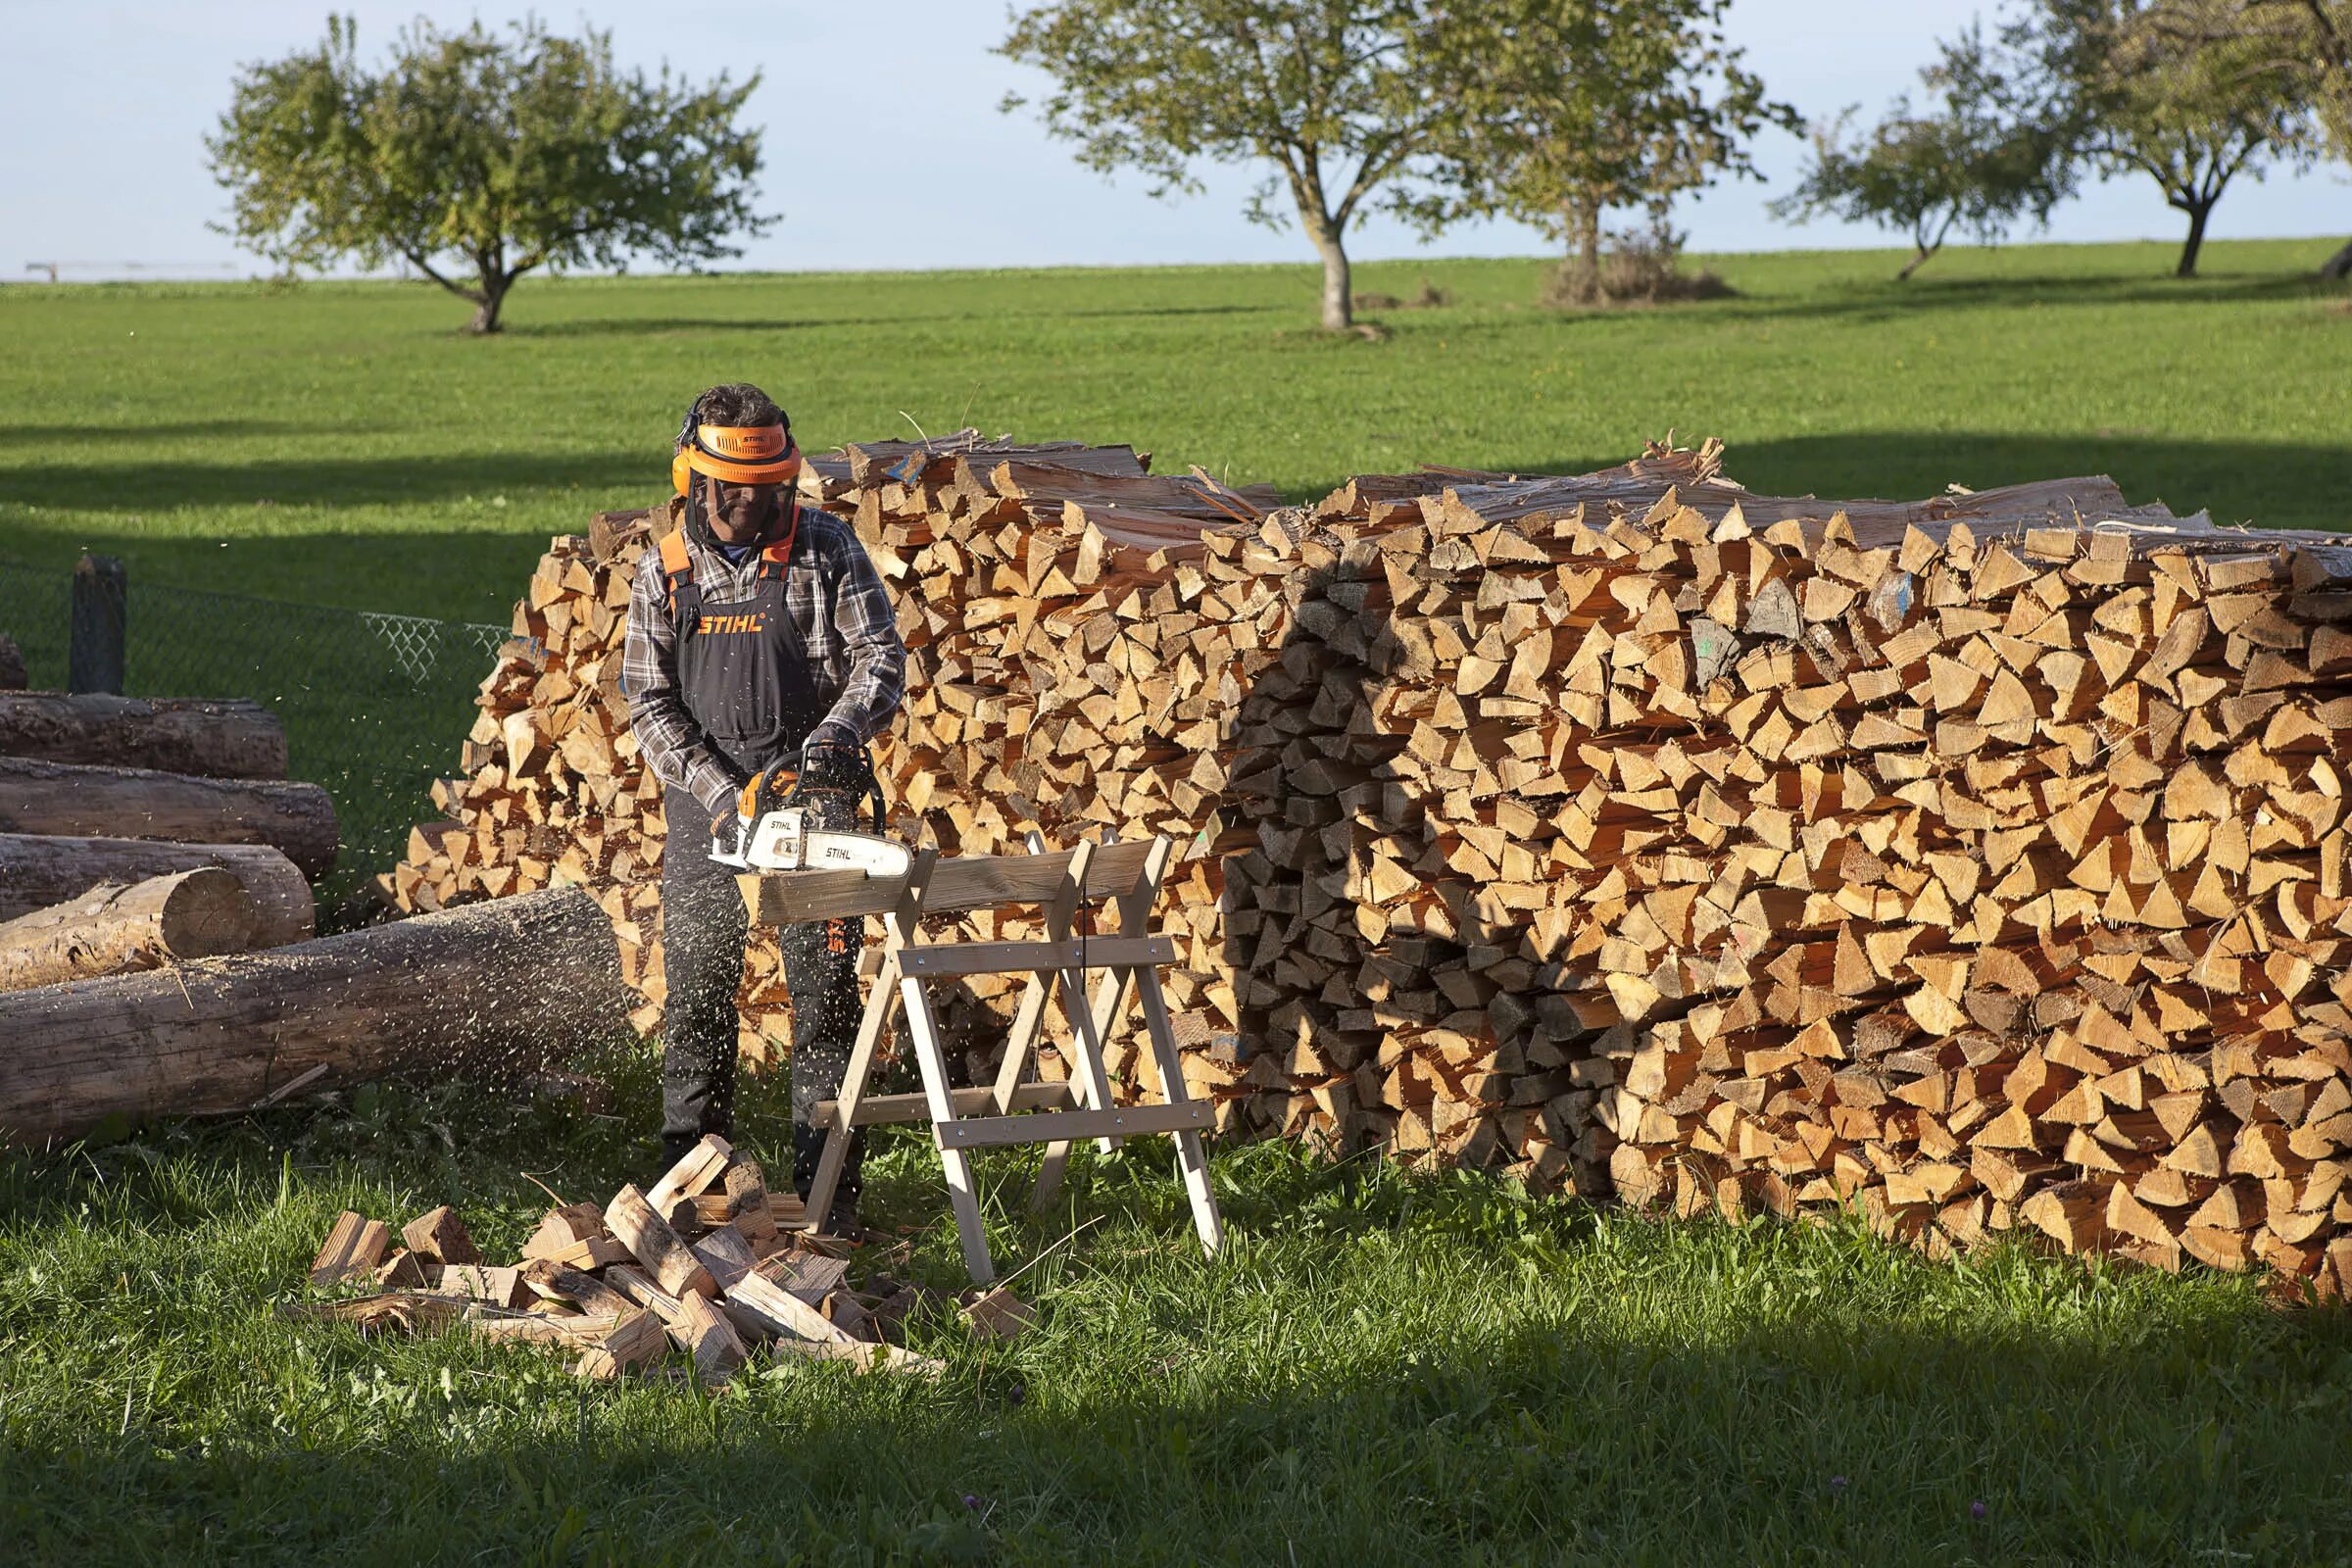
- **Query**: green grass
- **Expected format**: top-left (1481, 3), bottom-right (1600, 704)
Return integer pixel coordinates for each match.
top-left (5, 240), bottom-right (2352, 1564)
top-left (1, 238), bottom-right (2345, 624)
top-left (6, 1065), bottom-right (2351, 1566)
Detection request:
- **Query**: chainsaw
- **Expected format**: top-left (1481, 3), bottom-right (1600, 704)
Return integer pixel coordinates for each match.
top-left (708, 763), bottom-right (912, 878)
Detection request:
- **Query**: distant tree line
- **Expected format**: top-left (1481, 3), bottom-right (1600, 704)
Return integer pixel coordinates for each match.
top-left (208, 4), bottom-right (2349, 332)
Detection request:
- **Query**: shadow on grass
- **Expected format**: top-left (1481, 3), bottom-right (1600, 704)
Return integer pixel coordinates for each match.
top-left (510, 300), bottom-right (1283, 339)
top-left (0, 450), bottom-right (655, 514)
top-left (1718, 268), bottom-right (2347, 325)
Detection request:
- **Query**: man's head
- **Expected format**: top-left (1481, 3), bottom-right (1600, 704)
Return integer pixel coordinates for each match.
top-left (673, 382), bottom-right (798, 545)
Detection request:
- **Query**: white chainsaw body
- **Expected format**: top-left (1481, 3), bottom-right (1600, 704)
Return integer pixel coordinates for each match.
top-left (712, 804), bottom-right (912, 878)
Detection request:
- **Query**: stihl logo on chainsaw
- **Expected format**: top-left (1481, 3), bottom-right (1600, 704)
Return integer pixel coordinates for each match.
top-left (700, 612), bottom-right (767, 634)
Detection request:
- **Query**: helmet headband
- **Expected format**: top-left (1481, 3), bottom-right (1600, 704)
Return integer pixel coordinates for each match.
top-left (672, 422), bottom-right (801, 492)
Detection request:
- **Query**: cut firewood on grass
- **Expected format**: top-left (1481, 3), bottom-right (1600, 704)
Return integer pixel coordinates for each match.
top-left (289, 1155), bottom-right (947, 1387)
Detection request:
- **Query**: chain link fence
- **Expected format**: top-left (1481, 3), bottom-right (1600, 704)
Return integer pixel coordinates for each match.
top-left (0, 559), bottom-right (507, 922)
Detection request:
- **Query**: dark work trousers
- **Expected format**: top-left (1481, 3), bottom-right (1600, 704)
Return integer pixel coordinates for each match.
top-left (660, 785), bottom-right (868, 1201)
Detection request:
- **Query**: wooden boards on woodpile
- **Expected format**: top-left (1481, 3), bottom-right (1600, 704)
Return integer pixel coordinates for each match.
top-left (285, 1136), bottom-right (988, 1384)
top-left (373, 428), bottom-right (2352, 1297)
top-left (0, 885), bottom-right (628, 1147)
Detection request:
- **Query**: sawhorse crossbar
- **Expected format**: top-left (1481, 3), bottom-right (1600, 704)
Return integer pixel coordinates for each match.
top-left (738, 834), bottom-right (1224, 1284)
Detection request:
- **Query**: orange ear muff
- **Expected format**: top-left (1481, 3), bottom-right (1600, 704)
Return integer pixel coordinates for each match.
top-left (671, 434), bottom-right (803, 495)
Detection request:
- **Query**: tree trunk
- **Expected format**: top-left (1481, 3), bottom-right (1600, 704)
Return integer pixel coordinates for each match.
top-left (0, 868), bottom-right (261, 992)
top-left (0, 692), bottom-right (287, 778)
top-left (1573, 199), bottom-right (1602, 303)
top-left (0, 885), bottom-right (629, 1148)
top-left (2177, 200), bottom-right (2213, 278)
top-left (0, 757), bottom-right (338, 878)
top-left (468, 276), bottom-right (509, 335)
top-left (1305, 222), bottom-right (1354, 332)
top-left (2320, 237), bottom-right (2352, 280)
top-left (0, 832), bottom-right (313, 943)
top-left (1897, 244), bottom-right (1938, 281)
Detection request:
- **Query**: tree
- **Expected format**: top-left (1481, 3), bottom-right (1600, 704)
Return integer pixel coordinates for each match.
top-left (210, 16), bottom-right (769, 333)
top-left (999, 1), bottom-right (1457, 331)
top-left (1412, 0), bottom-right (1794, 305)
top-left (2010, 0), bottom-right (2317, 277)
top-left (1771, 27), bottom-right (2075, 279)
top-left (2136, 0), bottom-right (2352, 274)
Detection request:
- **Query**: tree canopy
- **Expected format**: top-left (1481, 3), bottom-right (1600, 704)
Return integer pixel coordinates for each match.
top-left (210, 16), bottom-right (769, 332)
top-left (1000, 0), bottom-right (1457, 331)
top-left (2010, 0), bottom-right (2317, 276)
top-left (1772, 26), bottom-right (2076, 279)
top-left (1413, 0), bottom-right (1792, 303)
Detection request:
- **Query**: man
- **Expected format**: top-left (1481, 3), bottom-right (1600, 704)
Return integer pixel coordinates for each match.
top-left (622, 382), bottom-right (906, 1230)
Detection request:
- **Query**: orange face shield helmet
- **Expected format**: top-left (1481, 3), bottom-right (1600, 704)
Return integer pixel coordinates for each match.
top-left (670, 421), bottom-right (803, 494)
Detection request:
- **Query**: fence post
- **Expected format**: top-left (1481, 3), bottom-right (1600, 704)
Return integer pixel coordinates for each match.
top-left (70, 553), bottom-right (126, 695)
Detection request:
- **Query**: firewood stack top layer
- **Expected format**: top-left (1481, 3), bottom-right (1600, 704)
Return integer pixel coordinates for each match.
top-left (381, 431), bottom-right (2352, 1297)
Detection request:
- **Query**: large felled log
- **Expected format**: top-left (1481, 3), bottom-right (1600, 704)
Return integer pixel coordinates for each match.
top-left (0, 885), bottom-right (628, 1147)
top-left (0, 757), bottom-right (337, 877)
top-left (0, 868), bottom-right (261, 991)
top-left (0, 692), bottom-right (288, 778)
top-left (0, 833), bottom-right (313, 944)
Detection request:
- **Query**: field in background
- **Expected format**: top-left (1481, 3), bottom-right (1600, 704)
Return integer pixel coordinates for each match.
top-left (4, 239), bottom-right (2352, 1563)
top-left (1, 238), bottom-right (2345, 626)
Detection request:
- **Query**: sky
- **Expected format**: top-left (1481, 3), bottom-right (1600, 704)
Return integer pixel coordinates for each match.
top-left (2, 0), bottom-right (2345, 281)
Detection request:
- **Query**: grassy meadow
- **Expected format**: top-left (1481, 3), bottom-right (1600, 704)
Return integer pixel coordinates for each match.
top-left (4, 239), bottom-right (2352, 1564)
top-left (1, 237), bottom-right (2345, 623)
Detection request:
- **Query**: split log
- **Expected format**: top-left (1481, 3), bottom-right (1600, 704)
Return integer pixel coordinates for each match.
top-left (0, 868), bottom-right (262, 991)
top-left (0, 692), bottom-right (288, 778)
top-left (0, 833), bottom-right (313, 943)
top-left (0, 885), bottom-right (628, 1147)
top-left (0, 758), bottom-right (338, 877)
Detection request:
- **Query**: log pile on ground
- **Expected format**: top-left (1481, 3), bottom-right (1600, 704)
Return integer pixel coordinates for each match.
top-left (0, 885), bottom-right (628, 1147)
top-left (0, 689), bottom-right (328, 1000)
top-left (284, 1135), bottom-right (1023, 1384)
top-left (378, 430), bottom-right (2352, 1296)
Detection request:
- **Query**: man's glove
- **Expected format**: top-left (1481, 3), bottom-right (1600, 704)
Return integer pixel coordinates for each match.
top-left (707, 808), bottom-right (749, 869)
top-left (787, 739), bottom-right (880, 833)
top-left (794, 739), bottom-right (870, 794)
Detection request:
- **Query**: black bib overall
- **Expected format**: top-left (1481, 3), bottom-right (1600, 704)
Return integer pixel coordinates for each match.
top-left (659, 530), bottom-right (870, 1202)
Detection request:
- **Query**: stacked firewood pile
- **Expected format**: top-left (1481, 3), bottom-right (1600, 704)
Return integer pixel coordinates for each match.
top-left (377, 430), bottom-right (2352, 1295)
top-left (289, 1136), bottom-right (1031, 1383)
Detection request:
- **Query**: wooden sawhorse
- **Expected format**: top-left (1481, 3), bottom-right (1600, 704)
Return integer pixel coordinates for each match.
top-left (738, 834), bottom-right (1223, 1284)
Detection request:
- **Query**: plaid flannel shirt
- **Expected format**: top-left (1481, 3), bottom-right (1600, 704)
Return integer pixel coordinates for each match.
top-left (622, 506), bottom-right (906, 818)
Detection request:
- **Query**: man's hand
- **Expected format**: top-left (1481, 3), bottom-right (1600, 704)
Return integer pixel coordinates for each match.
top-left (708, 808), bottom-right (748, 868)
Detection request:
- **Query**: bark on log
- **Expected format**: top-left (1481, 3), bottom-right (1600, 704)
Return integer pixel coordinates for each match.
top-left (0, 885), bottom-right (629, 1147)
top-left (0, 833), bottom-right (313, 944)
top-left (0, 868), bottom-right (261, 991)
top-left (0, 758), bottom-right (337, 877)
top-left (0, 693), bottom-right (288, 778)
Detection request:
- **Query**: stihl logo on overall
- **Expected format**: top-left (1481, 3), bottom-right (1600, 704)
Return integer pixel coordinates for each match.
top-left (702, 612), bottom-right (766, 635)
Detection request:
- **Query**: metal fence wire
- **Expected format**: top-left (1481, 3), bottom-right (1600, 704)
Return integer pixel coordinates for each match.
top-left (0, 559), bottom-right (507, 918)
